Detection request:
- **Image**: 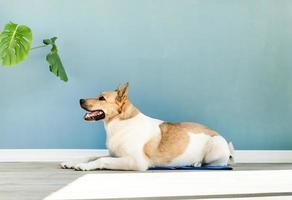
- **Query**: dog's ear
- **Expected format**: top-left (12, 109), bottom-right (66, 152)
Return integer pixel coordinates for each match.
top-left (116, 82), bottom-right (129, 102)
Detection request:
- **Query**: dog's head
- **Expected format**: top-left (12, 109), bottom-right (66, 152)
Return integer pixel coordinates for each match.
top-left (80, 82), bottom-right (130, 122)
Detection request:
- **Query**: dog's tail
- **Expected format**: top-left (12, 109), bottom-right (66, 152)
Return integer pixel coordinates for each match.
top-left (228, 142), bottom-right (235, 165)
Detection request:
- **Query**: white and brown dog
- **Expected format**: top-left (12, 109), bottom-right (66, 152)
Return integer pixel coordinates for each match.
top-left (61, 83), bottom-right (232, 171)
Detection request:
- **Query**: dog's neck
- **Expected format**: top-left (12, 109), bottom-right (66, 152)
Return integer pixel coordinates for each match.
top-left (104, 100), bottom-right (140, 124)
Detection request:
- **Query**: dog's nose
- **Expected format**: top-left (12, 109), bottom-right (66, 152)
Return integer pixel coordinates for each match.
top-left (80, 99), bottom-right (85, 105)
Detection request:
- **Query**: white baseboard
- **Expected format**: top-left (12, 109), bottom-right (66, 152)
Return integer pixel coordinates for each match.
top-left (234, 150), bottom-right (292, 163)
top-left (0, 149), bottom-right (109, 162)
top-left (0, 149), bottom-right (292, 163)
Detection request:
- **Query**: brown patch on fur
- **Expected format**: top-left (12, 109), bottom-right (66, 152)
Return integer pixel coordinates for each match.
top-left (106, 100), bottom-right (140, 123)
top-left (143, 122), bottom-right (190, 166)
top-left (175, 122), bottom-right (218, 137)
top-left (143, 122), bottom-right (218, 166)
top-left (118, 101), bottom-right (140, 120)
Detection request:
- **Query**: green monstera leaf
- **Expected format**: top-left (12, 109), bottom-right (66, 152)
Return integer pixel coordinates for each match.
top-left (0, 22), bottom-right (32, 66)
top-left (0, 22), bottom-right (69, 82)
top-left (43, 37), bottom-right (68, 82)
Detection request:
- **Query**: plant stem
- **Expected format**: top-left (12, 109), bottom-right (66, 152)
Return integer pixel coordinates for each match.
top-left (30, 44), bottom-right (47, 50)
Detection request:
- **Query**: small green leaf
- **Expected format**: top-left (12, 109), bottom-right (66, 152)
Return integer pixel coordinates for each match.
top-left (44, 37), bottom-right (68, 82)
top-left (0, 22), bottom-right (32, 66)
top-left (43, 37), bottom-right (57, 45)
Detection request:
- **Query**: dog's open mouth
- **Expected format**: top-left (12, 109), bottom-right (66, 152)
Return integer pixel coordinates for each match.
top-left (84, 110), bottom-right (105, 121)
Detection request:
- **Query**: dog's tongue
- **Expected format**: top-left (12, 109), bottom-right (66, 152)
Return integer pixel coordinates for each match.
top-left (84, 111), bottom-right (100, 121)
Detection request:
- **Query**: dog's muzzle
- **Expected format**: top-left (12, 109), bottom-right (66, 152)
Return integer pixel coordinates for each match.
top-left (80, 99), bottom-right (105, 121)
top-left (83, 110), bottom-right (105, 121)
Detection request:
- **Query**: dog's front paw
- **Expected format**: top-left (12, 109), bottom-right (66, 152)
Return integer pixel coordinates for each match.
top-left (74, 160), bottom-right (104, 171)
top-left (74, 163), bottom-right (96, 171)
top-left (60, 161), bottom-right (77, 169)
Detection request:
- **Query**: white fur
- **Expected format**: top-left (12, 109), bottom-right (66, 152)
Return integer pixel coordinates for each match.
top-left (61, 113), bottom-right (231, 171)
top-left (168, 133), bottom-right (211, 167)
top-left (203, 135), bottom-right (231, 166)
top-left (105, 113), bottom-right (162, 158)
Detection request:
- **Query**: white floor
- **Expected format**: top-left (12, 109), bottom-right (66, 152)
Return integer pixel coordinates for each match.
top-left (45, 170), bottom-right (292, 200)
top-left (200, 197), bottom-right (292, 200)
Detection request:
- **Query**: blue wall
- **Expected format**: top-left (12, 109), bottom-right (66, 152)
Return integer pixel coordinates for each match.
top-left (0, 0), bottom-right (291, 150)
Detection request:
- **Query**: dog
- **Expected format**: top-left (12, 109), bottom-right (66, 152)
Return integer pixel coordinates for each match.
top-left (61, 82), bottom-right (232, 171)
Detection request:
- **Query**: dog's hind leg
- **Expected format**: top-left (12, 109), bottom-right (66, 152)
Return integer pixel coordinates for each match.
top-left (60, 156), bottom-right (98, 169)
top-left (203, 136), bottom-right (230, 166)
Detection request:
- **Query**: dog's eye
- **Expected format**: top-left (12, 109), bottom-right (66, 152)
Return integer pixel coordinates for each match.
top-left (98, 96), bottom-right (106, 101)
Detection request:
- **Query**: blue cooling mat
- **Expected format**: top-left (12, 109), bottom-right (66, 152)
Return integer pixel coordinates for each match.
top-left (149, 165), bottom-right (233, 170)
